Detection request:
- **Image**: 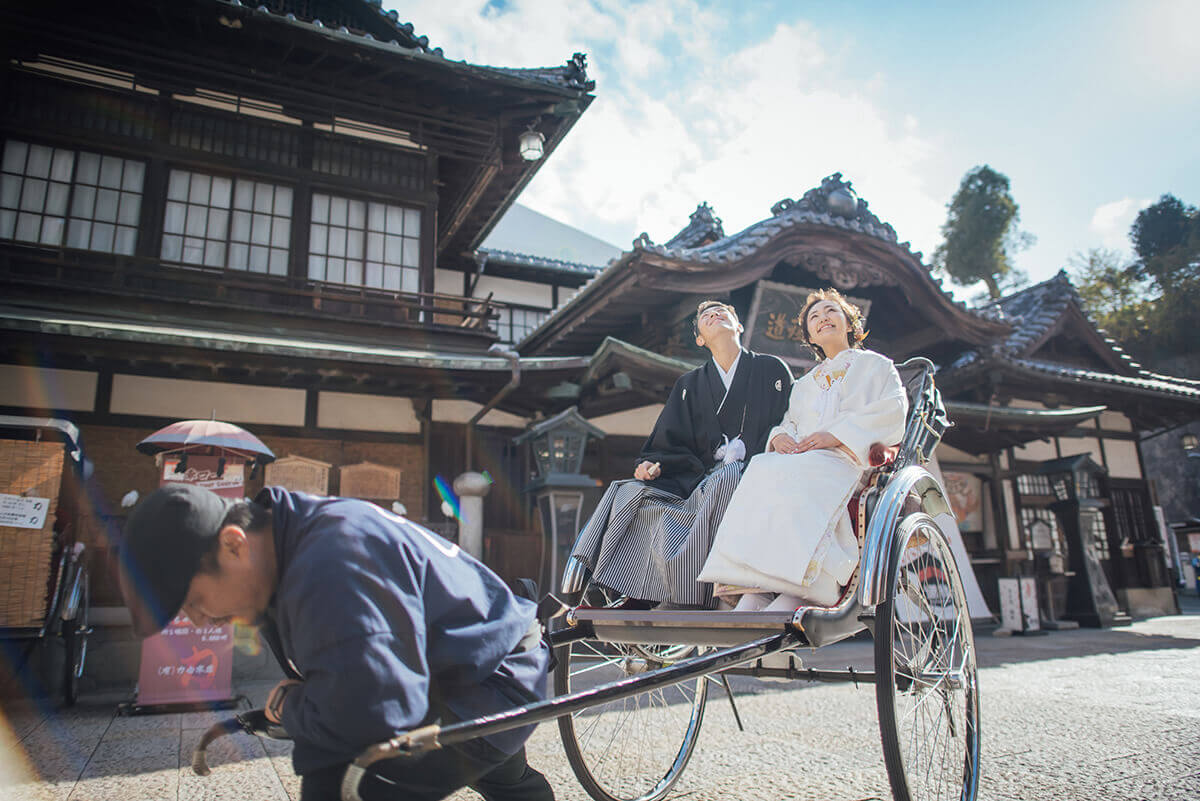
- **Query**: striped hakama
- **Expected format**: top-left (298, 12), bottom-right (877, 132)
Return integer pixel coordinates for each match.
top-left (568, 462), bottom-right (743, 607)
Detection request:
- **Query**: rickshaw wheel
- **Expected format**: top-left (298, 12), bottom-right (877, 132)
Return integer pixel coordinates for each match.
top-left (556, 590), bottom-right (707, 801)
top-left (875, 512), bottom-right (980, 801)
top-left (62, 569), bottom-right (89, 707)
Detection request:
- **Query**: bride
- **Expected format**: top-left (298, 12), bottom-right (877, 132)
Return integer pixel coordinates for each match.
top-left (697, 289), bottom-right (908, 610)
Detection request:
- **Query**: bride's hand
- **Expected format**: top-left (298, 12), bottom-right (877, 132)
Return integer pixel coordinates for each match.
top-left (795, 431), bottom-right (842, 453)
top-left (770, 433), bottom-right (800, 453)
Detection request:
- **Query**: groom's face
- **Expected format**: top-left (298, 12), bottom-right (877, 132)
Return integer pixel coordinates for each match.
top-left (695, 304), bottom-right (742, 347)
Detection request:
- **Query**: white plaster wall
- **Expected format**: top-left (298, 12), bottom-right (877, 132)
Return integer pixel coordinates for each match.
top-left (1012, 438), bottom-right (1057, 462)
top-left (434, 268), bottom-right (463, 295)
top-left (587, 404), bottom-right (664, 437)
top-left (474, 275), bottom-right (552, 308)
top-left (318, 393), bottom-right (420, 433)
top-left (1100, 411), bottom-right (1133, 432)
top-left (0, 365), bottom-right (96, 412)
top-left (111, 375), bottom-right (306, 426)
top-left (432, 399), bottom-right (527, 428)
top-left (1058, 436), bottom-right (1103, 463)
top-left (1008, 398), bottom-right (1046, 410)
top-left (1105, 439), bottom-right (1144, 479)
top-left (935, 443), bottom-right (986, 464)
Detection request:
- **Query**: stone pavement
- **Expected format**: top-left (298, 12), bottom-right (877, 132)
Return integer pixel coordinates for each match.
top-left (3, 596), bottom-right (1199, 801)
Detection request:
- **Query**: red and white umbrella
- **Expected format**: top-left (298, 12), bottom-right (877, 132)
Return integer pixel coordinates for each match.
top-left (136, 419), bottom-right (275, 463)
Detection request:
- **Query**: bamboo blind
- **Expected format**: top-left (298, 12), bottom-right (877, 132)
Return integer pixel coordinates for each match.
top-left (0, 441), bottom-right (64, 628)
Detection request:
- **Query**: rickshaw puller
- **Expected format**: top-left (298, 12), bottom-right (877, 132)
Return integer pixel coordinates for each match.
top-left (118, 483), bottom-right (554, 801)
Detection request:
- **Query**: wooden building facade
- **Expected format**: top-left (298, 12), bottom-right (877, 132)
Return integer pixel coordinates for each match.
top-left (3, 1), bottom-right (1196, 638)
top-left (0, 0), bottom-right (600, 611)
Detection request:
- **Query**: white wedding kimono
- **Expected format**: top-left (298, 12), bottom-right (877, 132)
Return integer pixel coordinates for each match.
top-left (697, 348), bottom-right (908, 604)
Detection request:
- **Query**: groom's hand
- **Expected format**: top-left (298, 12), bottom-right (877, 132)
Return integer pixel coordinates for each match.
top-left (634, 461), bottom-right (662, 480)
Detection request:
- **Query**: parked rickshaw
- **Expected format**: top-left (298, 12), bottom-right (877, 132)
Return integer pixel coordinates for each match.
top-left (196, 358), bottom-right (979, 801)
top-left (0, 416), bottom-right (92, 706)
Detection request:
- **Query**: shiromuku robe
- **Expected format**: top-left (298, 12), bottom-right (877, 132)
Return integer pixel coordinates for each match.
top-left (569, 349), bottom-right (792, 605)
top-left (697, 348), bottom-right (908, 604)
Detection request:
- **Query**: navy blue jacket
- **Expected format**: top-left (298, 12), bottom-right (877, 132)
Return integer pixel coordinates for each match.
top-left (259, 488), bottom-right (548, 774)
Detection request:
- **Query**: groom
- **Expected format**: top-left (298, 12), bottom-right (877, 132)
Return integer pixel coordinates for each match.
top-left (568, 300), bottom-right (792, 607)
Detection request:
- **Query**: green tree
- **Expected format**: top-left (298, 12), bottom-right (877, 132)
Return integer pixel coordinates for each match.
top-left (1069, 248), bottom-right (1152, 348)
top-left (1073, 196), bottom-right (1199, 365)
top-left (1129, 194), bottom-right (1199, 290)
top-left (933, 165), bottom-right (1034, 299)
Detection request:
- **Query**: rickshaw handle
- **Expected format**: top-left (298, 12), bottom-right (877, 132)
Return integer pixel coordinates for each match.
top-left (339, 630), bottom-right (799, 801)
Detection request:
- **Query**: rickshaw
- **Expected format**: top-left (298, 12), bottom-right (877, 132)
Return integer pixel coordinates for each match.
top-left (194, 357), bottom-right (979, 801)
top-left (0, 416), bottom-right (92, 706)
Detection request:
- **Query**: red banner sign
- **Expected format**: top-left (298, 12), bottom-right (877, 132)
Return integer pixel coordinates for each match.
top-left (136, 453), bottom-right (243, 707)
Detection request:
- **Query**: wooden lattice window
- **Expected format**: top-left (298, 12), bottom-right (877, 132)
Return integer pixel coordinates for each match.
top-left (161, 169), bottom-right (293, 274)
top-left (309, 193), bottom-right (420, 291)
top-left (1, 139), bottom-right (145, 255)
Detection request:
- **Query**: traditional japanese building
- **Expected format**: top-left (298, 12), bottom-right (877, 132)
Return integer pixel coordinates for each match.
top-left (0, 0), bottom-right (602, 619)
top-left (3, 1), bottom-right (1195, 670)
top-left (508, 176), bottom-right (1200, 623)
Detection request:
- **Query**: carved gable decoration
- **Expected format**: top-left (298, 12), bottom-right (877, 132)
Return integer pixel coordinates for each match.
top-left (796, 250), bottom-right (898, 290)
top-left (745, 280), bottom-right (872, 367)
top-left (339, 461), bottom-right (402, 500)
top-left (265, 455), bottom-right (332, 496)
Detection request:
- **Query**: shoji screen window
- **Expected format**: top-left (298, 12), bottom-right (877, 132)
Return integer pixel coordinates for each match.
top-left (309, 193), bottom-right (421, 292)
top-left (0, 140), bottom-right (144, 254)
top-left (162, 170), bottom-right (291, 274)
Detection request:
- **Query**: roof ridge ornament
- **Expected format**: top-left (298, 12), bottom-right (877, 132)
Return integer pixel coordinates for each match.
top-left (565, 53), bottom-right (595, 91)
top-left (664, 202), bottom-right (726, 249)
top-left (771, 173), bottom-right (898, 243)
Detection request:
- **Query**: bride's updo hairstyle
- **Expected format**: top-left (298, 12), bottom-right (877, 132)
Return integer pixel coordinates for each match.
top-left (798, 288), bottom-right (867, 360)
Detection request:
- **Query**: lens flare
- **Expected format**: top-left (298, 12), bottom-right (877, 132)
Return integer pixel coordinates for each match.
top-left (433, 474), bottom-right (460, 519)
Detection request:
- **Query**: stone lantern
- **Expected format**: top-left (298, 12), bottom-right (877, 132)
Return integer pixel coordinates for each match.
top-left (514, 407), bottom-right (605, 593)
top-left (1037, 455), bottom-right (1125, 627)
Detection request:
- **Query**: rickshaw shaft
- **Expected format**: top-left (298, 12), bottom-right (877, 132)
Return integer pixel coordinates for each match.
top-left (358, 631), bottom-right (799, 763)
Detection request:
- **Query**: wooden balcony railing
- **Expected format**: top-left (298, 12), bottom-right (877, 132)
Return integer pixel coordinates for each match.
top-left (0, 246), bottom-right (506, 337)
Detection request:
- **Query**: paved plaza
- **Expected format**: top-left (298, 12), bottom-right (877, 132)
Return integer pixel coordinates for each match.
top-left (4, 597), bottom-right (1199, 801)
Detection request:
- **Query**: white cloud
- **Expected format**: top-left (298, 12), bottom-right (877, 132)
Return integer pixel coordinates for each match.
top-left (390, 1), bottom-right (946, 258)
top-left (1089, 197), bottom-right (1151, 252)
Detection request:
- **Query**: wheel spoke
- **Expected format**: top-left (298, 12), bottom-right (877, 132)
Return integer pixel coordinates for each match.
top-left (559, 638), bottom-right (708, 801)
top-left (878, 514), bottom-right (979, 801)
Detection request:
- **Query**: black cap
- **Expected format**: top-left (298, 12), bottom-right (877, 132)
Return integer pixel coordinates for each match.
top-left (118, 484), bottom-right (233, 638)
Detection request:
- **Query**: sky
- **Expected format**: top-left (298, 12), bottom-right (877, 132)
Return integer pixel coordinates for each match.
top-left (391, 0), bottom-right (1200, 299)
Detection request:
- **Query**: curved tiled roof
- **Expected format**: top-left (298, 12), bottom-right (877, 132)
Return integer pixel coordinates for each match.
top-left (944, 270), bottom-right (1200, 402)
top-left (630, 174), bottom-right (1006, 325)
top-left (477, 248), bottom-right (606, 277)
top-left (521, 173), bottom-right (1013, 355)
top-left (218, 0), bottom-right (592, 91)
top-left (977, 269), bottom-right (1144, 370)
top-left (1004, 357), bottom-right (1200, 400)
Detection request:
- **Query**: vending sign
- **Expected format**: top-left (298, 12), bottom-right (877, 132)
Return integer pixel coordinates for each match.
top-left (135, 453), bottom-right (243, 708)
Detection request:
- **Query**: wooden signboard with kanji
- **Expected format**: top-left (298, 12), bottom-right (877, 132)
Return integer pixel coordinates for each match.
top-left (744, 280), bottom-right (872, 368)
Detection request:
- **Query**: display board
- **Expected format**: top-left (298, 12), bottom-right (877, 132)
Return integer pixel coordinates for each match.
top-left (135, 453), bottom-right (241, 708)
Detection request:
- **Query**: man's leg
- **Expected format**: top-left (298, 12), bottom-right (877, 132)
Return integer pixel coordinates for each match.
top-left (298, 743), bottom-right (493, 801)
top-left (470, 747), bottom-right (554, 801)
